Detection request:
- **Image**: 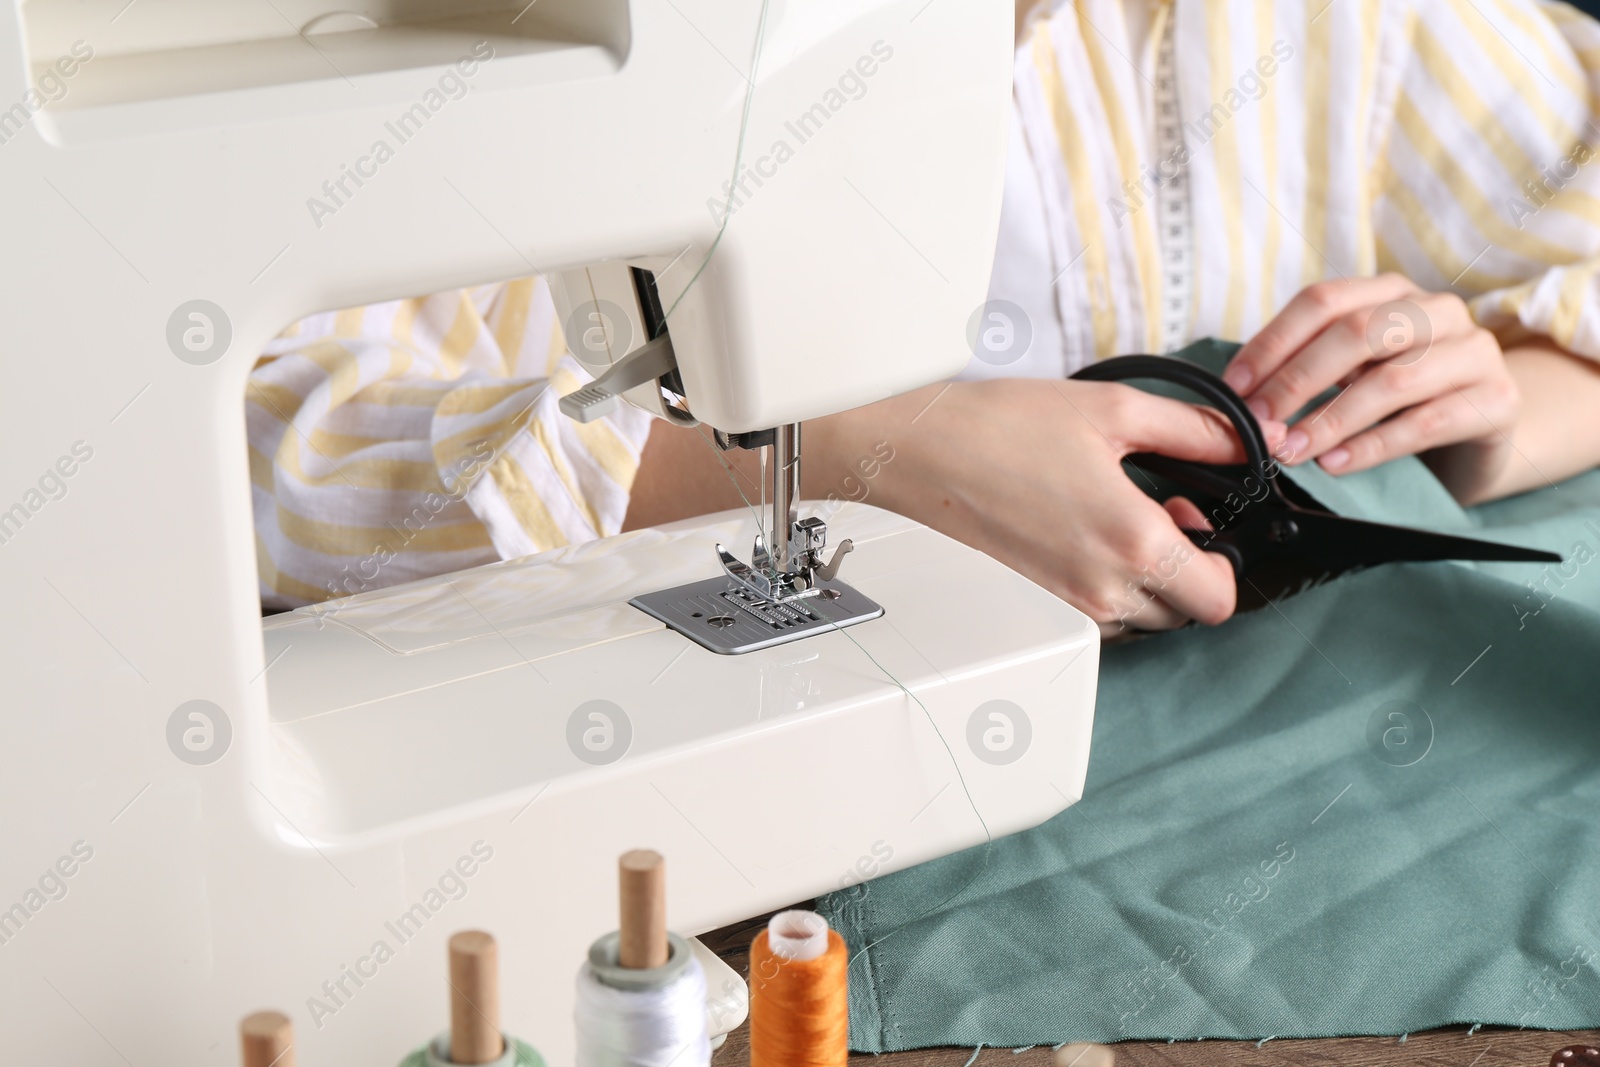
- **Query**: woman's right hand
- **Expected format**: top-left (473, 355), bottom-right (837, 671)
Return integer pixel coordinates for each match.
top-left (812, 378), bottom-right (1286, 635)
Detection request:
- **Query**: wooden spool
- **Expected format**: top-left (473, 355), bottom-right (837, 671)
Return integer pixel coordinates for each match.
top-left (618, 849), bottom-right (668, 969)
top-left (449, 930), bottom-right (504, 1064)
top-left (239, 1011), bottom-right (294, 1067)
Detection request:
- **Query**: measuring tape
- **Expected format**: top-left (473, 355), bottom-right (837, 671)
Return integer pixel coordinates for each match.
top-left (1153, 11), bottom-right (1193, 354)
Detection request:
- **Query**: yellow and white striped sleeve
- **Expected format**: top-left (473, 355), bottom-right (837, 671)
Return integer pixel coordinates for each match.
top-left (249, 278), bottom-right (655, 611)
top-left (1371, 0), bottom-right (1600, 358)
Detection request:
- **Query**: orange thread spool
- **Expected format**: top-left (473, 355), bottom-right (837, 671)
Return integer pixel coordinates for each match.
top-left (749, 910), bottom-right (848, 1067)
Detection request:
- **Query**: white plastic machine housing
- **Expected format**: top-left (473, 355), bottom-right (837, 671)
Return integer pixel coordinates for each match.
top-left (0, 1), bottom-right (1100, 1064)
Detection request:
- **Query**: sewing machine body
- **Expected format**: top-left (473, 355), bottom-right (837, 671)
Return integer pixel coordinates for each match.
top-left (0, 0), bottom-right (1100, 1062)
top-left (265, 503), bottom-right (1097, 848)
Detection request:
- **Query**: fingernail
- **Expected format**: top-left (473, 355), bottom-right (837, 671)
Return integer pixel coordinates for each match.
top-left (1247, 398), bottom-right (1271, 422)
top-left (1223, 365), bottom-right (1254, 393)
top-left (1320, 447), bottom-right (1350, 471)
top-left (1285, 429), bottom-right (1310, 457)
top-left (1262, 419), bottom-right (1288, 446)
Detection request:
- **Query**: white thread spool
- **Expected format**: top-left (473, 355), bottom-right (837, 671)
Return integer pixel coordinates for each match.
top-left (575, 852), bottom-right (710, 1067)
top-left (574, 938), bottom-right (710, 1067)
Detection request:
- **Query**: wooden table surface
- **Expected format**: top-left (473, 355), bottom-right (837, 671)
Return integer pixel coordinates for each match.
top-left (700, 914), bottom-right (1597, 1067)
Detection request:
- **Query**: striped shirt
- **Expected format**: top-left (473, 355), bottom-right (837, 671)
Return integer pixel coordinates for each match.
top-left (968, 0), bottom-right (1600, 380)
top-left (249, 279), bottom-right (651, 610)
top-left (251, 0), bottom-right (1600, 606)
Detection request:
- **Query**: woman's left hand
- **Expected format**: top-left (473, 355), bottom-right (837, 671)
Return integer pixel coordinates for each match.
top-left (1221, 273), bottom-right (1521, 503)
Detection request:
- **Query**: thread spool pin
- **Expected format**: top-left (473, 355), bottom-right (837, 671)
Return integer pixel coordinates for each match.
top-left (449, 930), bottom-right (504, 1065)
top-left (240, 1011), bottom-right (294, 1067)
top-left (618, 849), bottom-right (668, 970)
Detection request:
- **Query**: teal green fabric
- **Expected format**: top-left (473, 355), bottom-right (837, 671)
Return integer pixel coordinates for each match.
top-left (817, 341), bottom-right (1600, 1052)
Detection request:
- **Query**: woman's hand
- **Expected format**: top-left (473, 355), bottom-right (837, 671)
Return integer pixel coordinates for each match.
top-left (813, 378), bottom-right (1286, 635)
top-left (1222, 273), bottom-right (1520, 504)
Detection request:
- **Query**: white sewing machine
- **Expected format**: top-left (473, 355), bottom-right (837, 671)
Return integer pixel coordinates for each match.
top-left (0, 1), bottom-right (1097, 1063)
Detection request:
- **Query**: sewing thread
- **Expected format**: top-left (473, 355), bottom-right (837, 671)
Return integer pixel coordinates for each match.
top-left (749, 910), bottom-right (848, 1067)
top-left (574, 955), bottom-right (710, 1067)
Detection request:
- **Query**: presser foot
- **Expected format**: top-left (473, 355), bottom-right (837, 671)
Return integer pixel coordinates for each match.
top-left (629, 572), bottom-right (882, 655)
top-left (641, 422), bottom-right (873, 651)
top-left (714, 537), bottom-right (854, 603)
top-left (713, 520), bottom-right (857, 604)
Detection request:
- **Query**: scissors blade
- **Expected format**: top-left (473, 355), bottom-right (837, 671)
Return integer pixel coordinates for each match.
top-left (1272, 509), bottom-right (1562, 567)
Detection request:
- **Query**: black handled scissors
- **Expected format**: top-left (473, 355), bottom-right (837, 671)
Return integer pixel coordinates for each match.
top-left (1071, 355), bottom-right (1561, 606)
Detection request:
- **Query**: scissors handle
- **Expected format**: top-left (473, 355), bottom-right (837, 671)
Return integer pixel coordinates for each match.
top-left (1069, 354), bottom-right (1563, 600)
top-left (1071, 355), bottom-right (1273, 483)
